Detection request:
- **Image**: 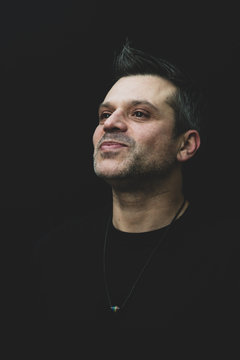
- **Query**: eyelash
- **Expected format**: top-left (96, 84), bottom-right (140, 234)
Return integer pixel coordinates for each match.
top-left (99, 110), bottom-right (149, 122)
top-left (99, 112), bottom-right (111, 120)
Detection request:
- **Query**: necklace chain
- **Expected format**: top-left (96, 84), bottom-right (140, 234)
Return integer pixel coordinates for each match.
top-left (103, 199), bottom-right (186, 312)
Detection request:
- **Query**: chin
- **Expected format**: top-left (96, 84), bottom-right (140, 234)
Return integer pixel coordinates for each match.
top-left (94, 168), bottom-right (126, 180)
top-left (94, 159), bottom-right (128, 178)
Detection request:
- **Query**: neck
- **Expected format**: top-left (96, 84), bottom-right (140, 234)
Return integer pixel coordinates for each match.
top-left (111, 171), bottom-right (188, 233)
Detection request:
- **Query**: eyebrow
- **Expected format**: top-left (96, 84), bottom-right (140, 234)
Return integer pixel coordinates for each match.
top-left (98, 100), bottom-right (161, 114)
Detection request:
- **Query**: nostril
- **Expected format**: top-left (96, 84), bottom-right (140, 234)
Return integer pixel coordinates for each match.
top-left (103, 117), bottom-right (127, 132)
top-left (104, 127), bottom-right (123, 133)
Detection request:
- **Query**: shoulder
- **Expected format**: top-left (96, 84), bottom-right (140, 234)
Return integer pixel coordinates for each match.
top-left (186, 201), bottom-right (240, 258)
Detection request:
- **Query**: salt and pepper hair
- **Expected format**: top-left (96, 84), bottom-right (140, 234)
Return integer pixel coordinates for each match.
top-left (113, 40), bottom-right (205, 138)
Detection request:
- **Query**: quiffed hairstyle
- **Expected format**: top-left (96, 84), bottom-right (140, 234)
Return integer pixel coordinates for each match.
top-left (113, 40), bottom-right (206, 138)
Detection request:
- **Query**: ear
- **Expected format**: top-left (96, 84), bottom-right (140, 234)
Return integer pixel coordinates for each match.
top-left (177, 130), bottom-right (201, 162)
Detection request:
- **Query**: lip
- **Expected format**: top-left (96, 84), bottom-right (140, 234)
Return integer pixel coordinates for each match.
top-left (100, 141), bottom-right (128, 151)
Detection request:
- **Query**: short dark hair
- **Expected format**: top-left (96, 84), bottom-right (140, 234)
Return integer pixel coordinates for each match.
top-left (113, 40), bottom-right (206, 138)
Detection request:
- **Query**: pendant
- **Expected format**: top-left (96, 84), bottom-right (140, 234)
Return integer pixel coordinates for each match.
top-left (110, 306), bottom-right (120, 312)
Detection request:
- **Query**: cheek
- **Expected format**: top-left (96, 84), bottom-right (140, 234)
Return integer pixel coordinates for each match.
top-left (136, 128), bottom-right (167, 147)
top-left (137, 127), bottom-right (175, 154)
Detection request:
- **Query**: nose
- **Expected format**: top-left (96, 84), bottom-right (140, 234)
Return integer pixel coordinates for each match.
top-left (103, 109), bottom-right (128, 132)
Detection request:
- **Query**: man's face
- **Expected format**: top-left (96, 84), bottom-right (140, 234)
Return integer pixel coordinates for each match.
top-left (93, 75), bottom-right (180, 184)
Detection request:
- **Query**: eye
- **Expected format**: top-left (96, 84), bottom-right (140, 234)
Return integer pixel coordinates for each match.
top-left (99, 112), bottom-right (111, 123)
top-left (133, 110), bottom-right (148, 118)
top-left (101, 112), bottom-right (111, 119)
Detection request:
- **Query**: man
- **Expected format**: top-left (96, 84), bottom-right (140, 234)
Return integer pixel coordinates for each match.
top-left (33, 42), bottom-right (239, 334)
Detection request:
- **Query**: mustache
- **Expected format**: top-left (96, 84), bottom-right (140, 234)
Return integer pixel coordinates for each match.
top-left (97, 133), bottom-right (135, 149)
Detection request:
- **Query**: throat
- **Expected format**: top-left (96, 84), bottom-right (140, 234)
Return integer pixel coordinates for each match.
top-left (112, 194), bottom-right (187, 233)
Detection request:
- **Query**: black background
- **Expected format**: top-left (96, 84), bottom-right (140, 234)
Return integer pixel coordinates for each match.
top-left (1, 1), bottom-right (240, 243)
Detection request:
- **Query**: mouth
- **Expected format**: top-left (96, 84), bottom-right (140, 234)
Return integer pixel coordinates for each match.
top-left (99, 141), bottom-right (128, 151)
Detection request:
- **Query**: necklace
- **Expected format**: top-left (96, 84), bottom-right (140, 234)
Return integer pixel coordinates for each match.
top-left (103, 199), bottom-right (186, 313)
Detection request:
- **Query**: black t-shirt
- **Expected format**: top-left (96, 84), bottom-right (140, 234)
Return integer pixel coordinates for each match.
top-left (32, 202), bottom-right (240, 335)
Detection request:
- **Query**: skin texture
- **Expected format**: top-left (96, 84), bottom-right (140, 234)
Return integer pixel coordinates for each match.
top-left (93, 75), bottom-right (200, 232)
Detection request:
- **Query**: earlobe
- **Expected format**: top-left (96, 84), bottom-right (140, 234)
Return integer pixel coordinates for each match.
top-left (177, 130), bottom-right (201, 162)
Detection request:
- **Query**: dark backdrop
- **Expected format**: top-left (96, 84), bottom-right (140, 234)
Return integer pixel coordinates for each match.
top-left (1, 1), bottom-right (240, 243)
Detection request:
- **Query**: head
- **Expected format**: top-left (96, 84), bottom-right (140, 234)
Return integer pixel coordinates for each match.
top-left (93, 41), bottom-right (202, 189)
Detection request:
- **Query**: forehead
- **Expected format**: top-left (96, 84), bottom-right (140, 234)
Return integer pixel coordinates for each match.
top-left (104, 75), bottom-right (176, 106)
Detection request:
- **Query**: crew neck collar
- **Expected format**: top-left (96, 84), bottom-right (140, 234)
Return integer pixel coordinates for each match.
top-left (110, 202), bottom-right (191, 238)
